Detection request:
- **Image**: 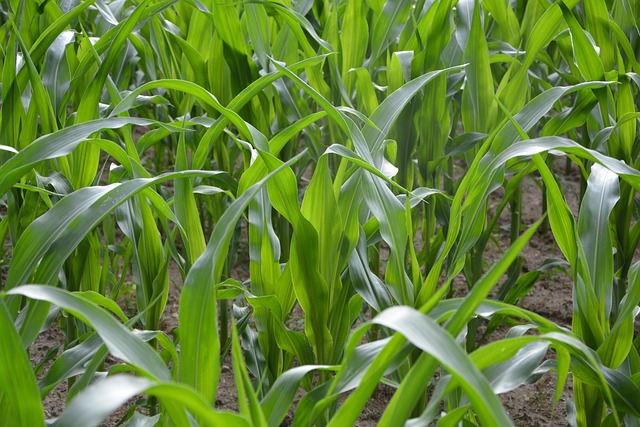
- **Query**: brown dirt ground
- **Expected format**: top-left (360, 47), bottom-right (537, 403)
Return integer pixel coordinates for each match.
top-left (28, 155), bottom-right (586, 426)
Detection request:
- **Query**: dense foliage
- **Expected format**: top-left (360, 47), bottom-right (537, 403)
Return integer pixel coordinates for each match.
top-left (2, 0), bottom-right (640, 425)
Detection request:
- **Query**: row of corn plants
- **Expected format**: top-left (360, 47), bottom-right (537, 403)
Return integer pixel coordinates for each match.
top-left (2, 0), bottom-right (640, 425)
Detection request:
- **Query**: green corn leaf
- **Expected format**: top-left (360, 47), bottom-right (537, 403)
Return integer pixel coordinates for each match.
top-left (179, 151), bottom-right (307, 404)
top-left (0, 118), bottom-right (154, 198)
top-left (536, 157), bottom-right (579, 268)
top-left (258, 1), bottom-right (334, 55)
top-left (213, 0), bottom-right (246, 55)
top-left (53, 374), bottom-right (251, 427)
top-left (174, 135), bottom-right (207, 268)
top-left (38, 333), bottom-right (103, 397)
top-left (541, 90), bottom-right (599, 137)
top-left (341, 0), bottom-right (368, 94)
top-left (583, 0), bottom-right (615, 70)
top-left (4, 171), bottom-right (221, 346)
top-left (71, 0), bottom-right (154, 189)
top-left (13, 23), bottom-right (56, 135)
top-left (300, 156), bottom-right (342, 305)
top-left (7, 171), bottom-right (222, 292)
top-left (578, 164), bottom-right (619, 321)
top-left (560, 2), bottom-right (606, 82)
top-left (1, 28), bottom-right (24, 152)
top-left (384, 218), bottom-right (542, 425)
top-left (482, 135), bottom-right (640, 192)
top-left (481, 341), bottom-right (550, 394)
top-left (261, 365), bottom-right (333, 427)
top-left (232, 324), bottom-right (268, 427)
top-left (498, 0), bottom-right (580, 110)
top-left (481, 0), bottom-right (520, 45)
top-left (12, 0), bottom-right (96, 95)
top-left (365, 65), bottom-right (465, 157)
top-left (461, 0), bottom-right (498, 134)
top-left (0, 301), bottom-right (44, 426)
top-left (7, 286), bottom-right (170, 381)
top-left (369, 0), bottom-right (412, 64)
top-left (493, 81), bottom-right (613, 153)
top-left (192, 54), bottom-right (329, 168)
top-left (260, 151), bottom-right (333, 363)
top-left (373, 306), bottom-right (514, 427)
top-left (348, 228), bottom-right (393, 312)
top-left (166, 31), bottom-right (208, 87)
top-left (615, 77), bottom-right (636, 161)
top-left (245, 4), bottom-right (271, 70)
top-left (109, 79), bottom-right (255, 143)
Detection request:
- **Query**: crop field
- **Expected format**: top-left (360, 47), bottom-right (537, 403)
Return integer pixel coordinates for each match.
top-left (2, 0), bottom-right (640, 426)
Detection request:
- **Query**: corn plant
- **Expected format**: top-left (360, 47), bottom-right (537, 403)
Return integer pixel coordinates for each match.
top-left (2, 0), bottom-right (640, 426)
